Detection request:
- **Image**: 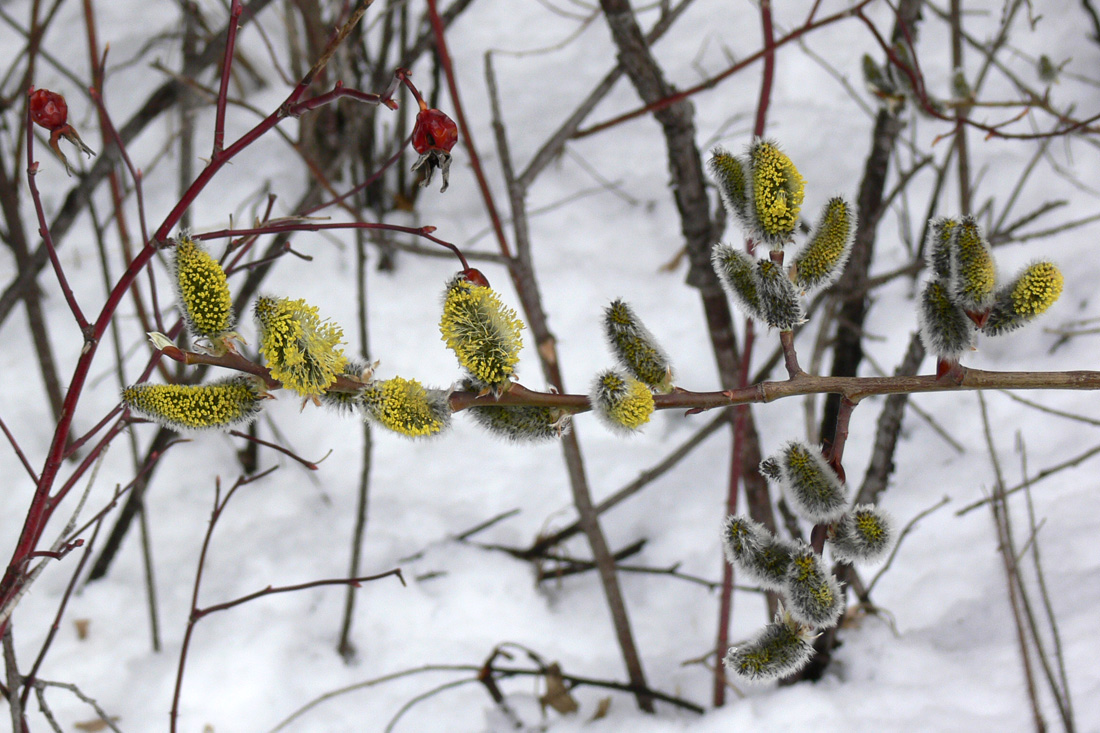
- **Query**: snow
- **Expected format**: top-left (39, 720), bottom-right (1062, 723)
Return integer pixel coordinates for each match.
top-left (2, 0), bottom-right (1100, 731)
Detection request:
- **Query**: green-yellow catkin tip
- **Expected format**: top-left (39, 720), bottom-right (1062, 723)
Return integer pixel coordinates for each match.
top-left (748, 139), bottom-right (805, 247)
top-left (122, 377), bottom-right (263, 432)
top-left (440, 275), bottom-right (525, 391)
top-left (925, 217), bottom-right (959, 282)
top-left (171, 234), bottom-right (233, 343)
top-left (255, 296), bottom-right (347, 399)
top-left (918, 279), bottom-right (974, 360)
top-left (590, 369), bottom-right (654, 434)
top-left (862, 53), bottom-right (894, 96)
top-left (768, 441), bottom-right (847, 523)
top-left (755, 259), bottom-right (803, 331)
top-left (709, 147), bottom-right (750, 226)
top-left (950, 217), bottom-right (996, 310)
top-left (783, 542), bottom-right (844, 628)
top-left (1037, 55), bottom-right (1058, 84)
top-left (791, 197), bottom-right (856, 292)
top-left (712, 244), bottom-right (764, 321)
top-left (830, 504), bottom-right (895, 563)
top-left (725, 610), bottom-right (815, 682)
top-left (983, 261), bottom-right (1064, 336)
top-left (604, 299), bottom-right (674, 392)
top-left (951, 67), bottom-right (972, 100)
top-left (360, 376), bottom-right (451, 438)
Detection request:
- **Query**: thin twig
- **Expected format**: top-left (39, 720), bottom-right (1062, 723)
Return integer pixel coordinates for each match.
top-left (979, 394), bottom-right (1046, 732)
top-left (864, 496), bottom-right (951, 599)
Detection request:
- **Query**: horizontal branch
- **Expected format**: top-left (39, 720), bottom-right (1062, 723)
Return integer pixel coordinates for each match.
top-left (158, 348), bottom-right (1100, 415)
top-left (449, 367), bottom-right (1100, 413)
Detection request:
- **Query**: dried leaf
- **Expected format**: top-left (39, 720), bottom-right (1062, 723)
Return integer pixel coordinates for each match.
top-left (538, 662), bottom-right (578, 715)
top-left (73, 618), bottom-right (90, 640)
top-left (588, 697), bottom-right (612, 721)
top-left (73, 718), bottom-right (119, 732)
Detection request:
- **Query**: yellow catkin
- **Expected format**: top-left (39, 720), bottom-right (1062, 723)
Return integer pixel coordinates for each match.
top-left (172, 235), bottom-right (233, 339)
top-left (592, 371), bottom-right (654, 433)
top-left (255, 296), bottom-right (347, 398)
top-left (439, 277), bottom-right (525, 390)
top-left (750, 140), bottom-right (805, 245)
top-left (122, 378), bottom-right (261, 431)
top-left (1011, 261), bottom-right (1063, 316)
top-left (361, 377), bottom-right (450, 438)
top-left (952, 219), bottom-right (995, 308)
top-left (793, 197), bottom-right (854, 291)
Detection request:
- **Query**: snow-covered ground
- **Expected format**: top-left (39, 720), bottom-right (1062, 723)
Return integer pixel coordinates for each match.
top-left (2, 0), bottom-right (1099, 730)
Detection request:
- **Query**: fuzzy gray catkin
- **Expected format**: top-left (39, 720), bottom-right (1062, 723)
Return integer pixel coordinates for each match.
top-left (783, 542), bottom-right (845, 628)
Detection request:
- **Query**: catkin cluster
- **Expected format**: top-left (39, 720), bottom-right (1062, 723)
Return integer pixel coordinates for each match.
top-left (710, 140), bottom-right (856, 331)
top-left (722, 441), bottom-right (895, 682)
top-left (918, 216), bottom-right (1063, 365)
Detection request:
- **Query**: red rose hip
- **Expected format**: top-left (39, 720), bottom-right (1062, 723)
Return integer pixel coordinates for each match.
top-left (29, 89), bottom-right (68, 130)
top-left (411, 108), bottom-right (458, 154)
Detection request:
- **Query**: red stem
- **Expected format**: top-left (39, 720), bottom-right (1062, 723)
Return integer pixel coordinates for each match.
top-left (424, 0), bottom-right (513, 259)
top-left (715, 0), bottom-right (777, 704)
top-left (212, 0), bottom-right (243, 156)
top-left (24, 107), bottom-right (88, 331)
top-left (194, 220), bottom-right (469, 271)
top-left (0, 10), bottom-right (402, 629)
